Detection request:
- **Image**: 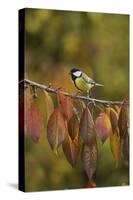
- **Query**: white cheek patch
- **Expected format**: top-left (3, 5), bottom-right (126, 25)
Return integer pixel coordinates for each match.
top-left (73, 71), bottom-right (82, 77)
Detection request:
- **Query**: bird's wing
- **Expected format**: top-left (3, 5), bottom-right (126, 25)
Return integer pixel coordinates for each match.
top-left (82, 73), bottom-right (96, 85)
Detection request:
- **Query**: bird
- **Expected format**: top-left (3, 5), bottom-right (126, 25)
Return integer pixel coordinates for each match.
top-left (70, 67), bottom-right (103, 95)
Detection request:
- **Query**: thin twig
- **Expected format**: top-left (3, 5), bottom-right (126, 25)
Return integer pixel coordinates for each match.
top-left (19, 79), bottom-right (123, 105)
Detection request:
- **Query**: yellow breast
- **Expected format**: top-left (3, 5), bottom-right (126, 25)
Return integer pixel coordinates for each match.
top-left (75, 77), bottom-right (93, 92)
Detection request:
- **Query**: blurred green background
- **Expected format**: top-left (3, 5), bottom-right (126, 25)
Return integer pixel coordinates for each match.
top-left (24, 8), bottom-right (129, 191)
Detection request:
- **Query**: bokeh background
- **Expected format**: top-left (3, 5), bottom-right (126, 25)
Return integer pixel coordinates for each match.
top-left (24, 8), bottom-right (129, 191)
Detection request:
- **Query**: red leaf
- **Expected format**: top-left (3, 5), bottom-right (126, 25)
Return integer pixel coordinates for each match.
top-left (95, 112), bottom-right (111, 143)
top-left (62, 134), bottom-right (79, 166)
top-left (19, 86), bottom-right (31, 134)
top-left (79, 107), bottom-right (95, 145)
top-left (47, 107), bottom-right (67, 152)
top-left (57, 92), bottom-right (74, 120)
top-left (81, 142), bottom-right (97, 181)
top-left (67, 113), bottom-right (79, 140)
top-left (25, 101), bottom-right (44, 143)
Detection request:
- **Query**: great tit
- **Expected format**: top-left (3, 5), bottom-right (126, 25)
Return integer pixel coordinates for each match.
top-left (70, 67), bottom-right (103, 94)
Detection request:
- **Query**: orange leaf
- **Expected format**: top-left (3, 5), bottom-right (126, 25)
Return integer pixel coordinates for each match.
top-left (62, 134), bottom-right (79, 166)
top-left (47, 107), bottom-right (67, 152)
top-left (110, 130), bottom-right (120, 165)
top-left (67, 113), bottom-right (79, 140)
top-left (57, 91), bottom-right (74, 120)
top-left (79, 107), bottom-right (95, 145)
top-left (81, 142), bottom-right (97, 181)
top-left (25, 101), bottom-right (44, 143)
top-left (95, 112), bottom-right (111, 143)
top-left (106, 107), bottom-right (120, 164)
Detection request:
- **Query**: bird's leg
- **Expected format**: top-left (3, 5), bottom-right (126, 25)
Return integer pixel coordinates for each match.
top-left (86, 90), bottom-right (92, 98)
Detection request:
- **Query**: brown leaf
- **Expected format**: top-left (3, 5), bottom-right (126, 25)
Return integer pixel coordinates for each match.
top-left (114, 105), bottom-right (121, 114)
top-left (79, 107), bottom-right (95, 145)
top-left (120, 134), bottom-right (129, 161)
top-left (62, 134), bottom-right (79, 166)
top-left (57, 91), bottom-right (74, 120)
top-left (118, 100), bottom-right (129, 137)
top-left (106, 108), bottom-right (120, 164)
top-left (95, 112), bottom-right (112, 143)
top-left (25, 101), bottom-right (44, 143)
top-left (67, 113), bottom-right (79, 140)
top-left (43, 90), bottom-right (54, 122)
top-left (109, 108), bottom-right (119, 132)
top-left (47, 107), bottom-right (67, 152)
top-left (81, 142), bottom-right (97, 181)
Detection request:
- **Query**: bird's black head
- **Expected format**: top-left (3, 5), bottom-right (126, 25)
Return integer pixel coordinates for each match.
top-left (70, 68), bottom-right (82, 80)
top-left (70, 67), bottom-right (80, 74)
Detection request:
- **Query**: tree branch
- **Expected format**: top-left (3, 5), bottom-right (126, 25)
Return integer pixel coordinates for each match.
top-left (19, 79), bottom-right (123, 105)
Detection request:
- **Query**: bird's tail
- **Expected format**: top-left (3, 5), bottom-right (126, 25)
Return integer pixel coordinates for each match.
top-left (95, 83), bottom-right (104, 87)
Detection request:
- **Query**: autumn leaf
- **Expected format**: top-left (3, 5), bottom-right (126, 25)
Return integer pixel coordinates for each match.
top-left (79, 107), bottom-right (95, 145)
top-left (120, 134), bottom-right (129, 161)
top-left (19, 91), bottom-right (25, 134)
top-left (25, 101), bottom-right (44, 143)
top-left (106, 107), bottom-right (120, 164)
top-left (118, 99), bottom-right (129, 161)
top-left (57, 91), bottom-right (74, 120)
top-left (109, 108), bottom-right (119, 132)
top-left (118, 100), bottom-right (129, 137)
top-left (47, 107), bottom-right (67, 153)
top-left (81, 142), bottom-right (97, 181)
top-left (95, 112), bottom-right (112, 143)
top-left (62, 133), bottom-right (79, 166)
top-left (19, 85), bottom-right (31, 134)
top-left (110, 130), bottom-right (120, 166)
top-left (67, 113), bottom-right (79, 140)
top-left (73, 99), bottom-right (86, 119)
top-left (114, 105), bottom-right (121, 114)
top-left (43, 90), bottom-right (54, 122)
